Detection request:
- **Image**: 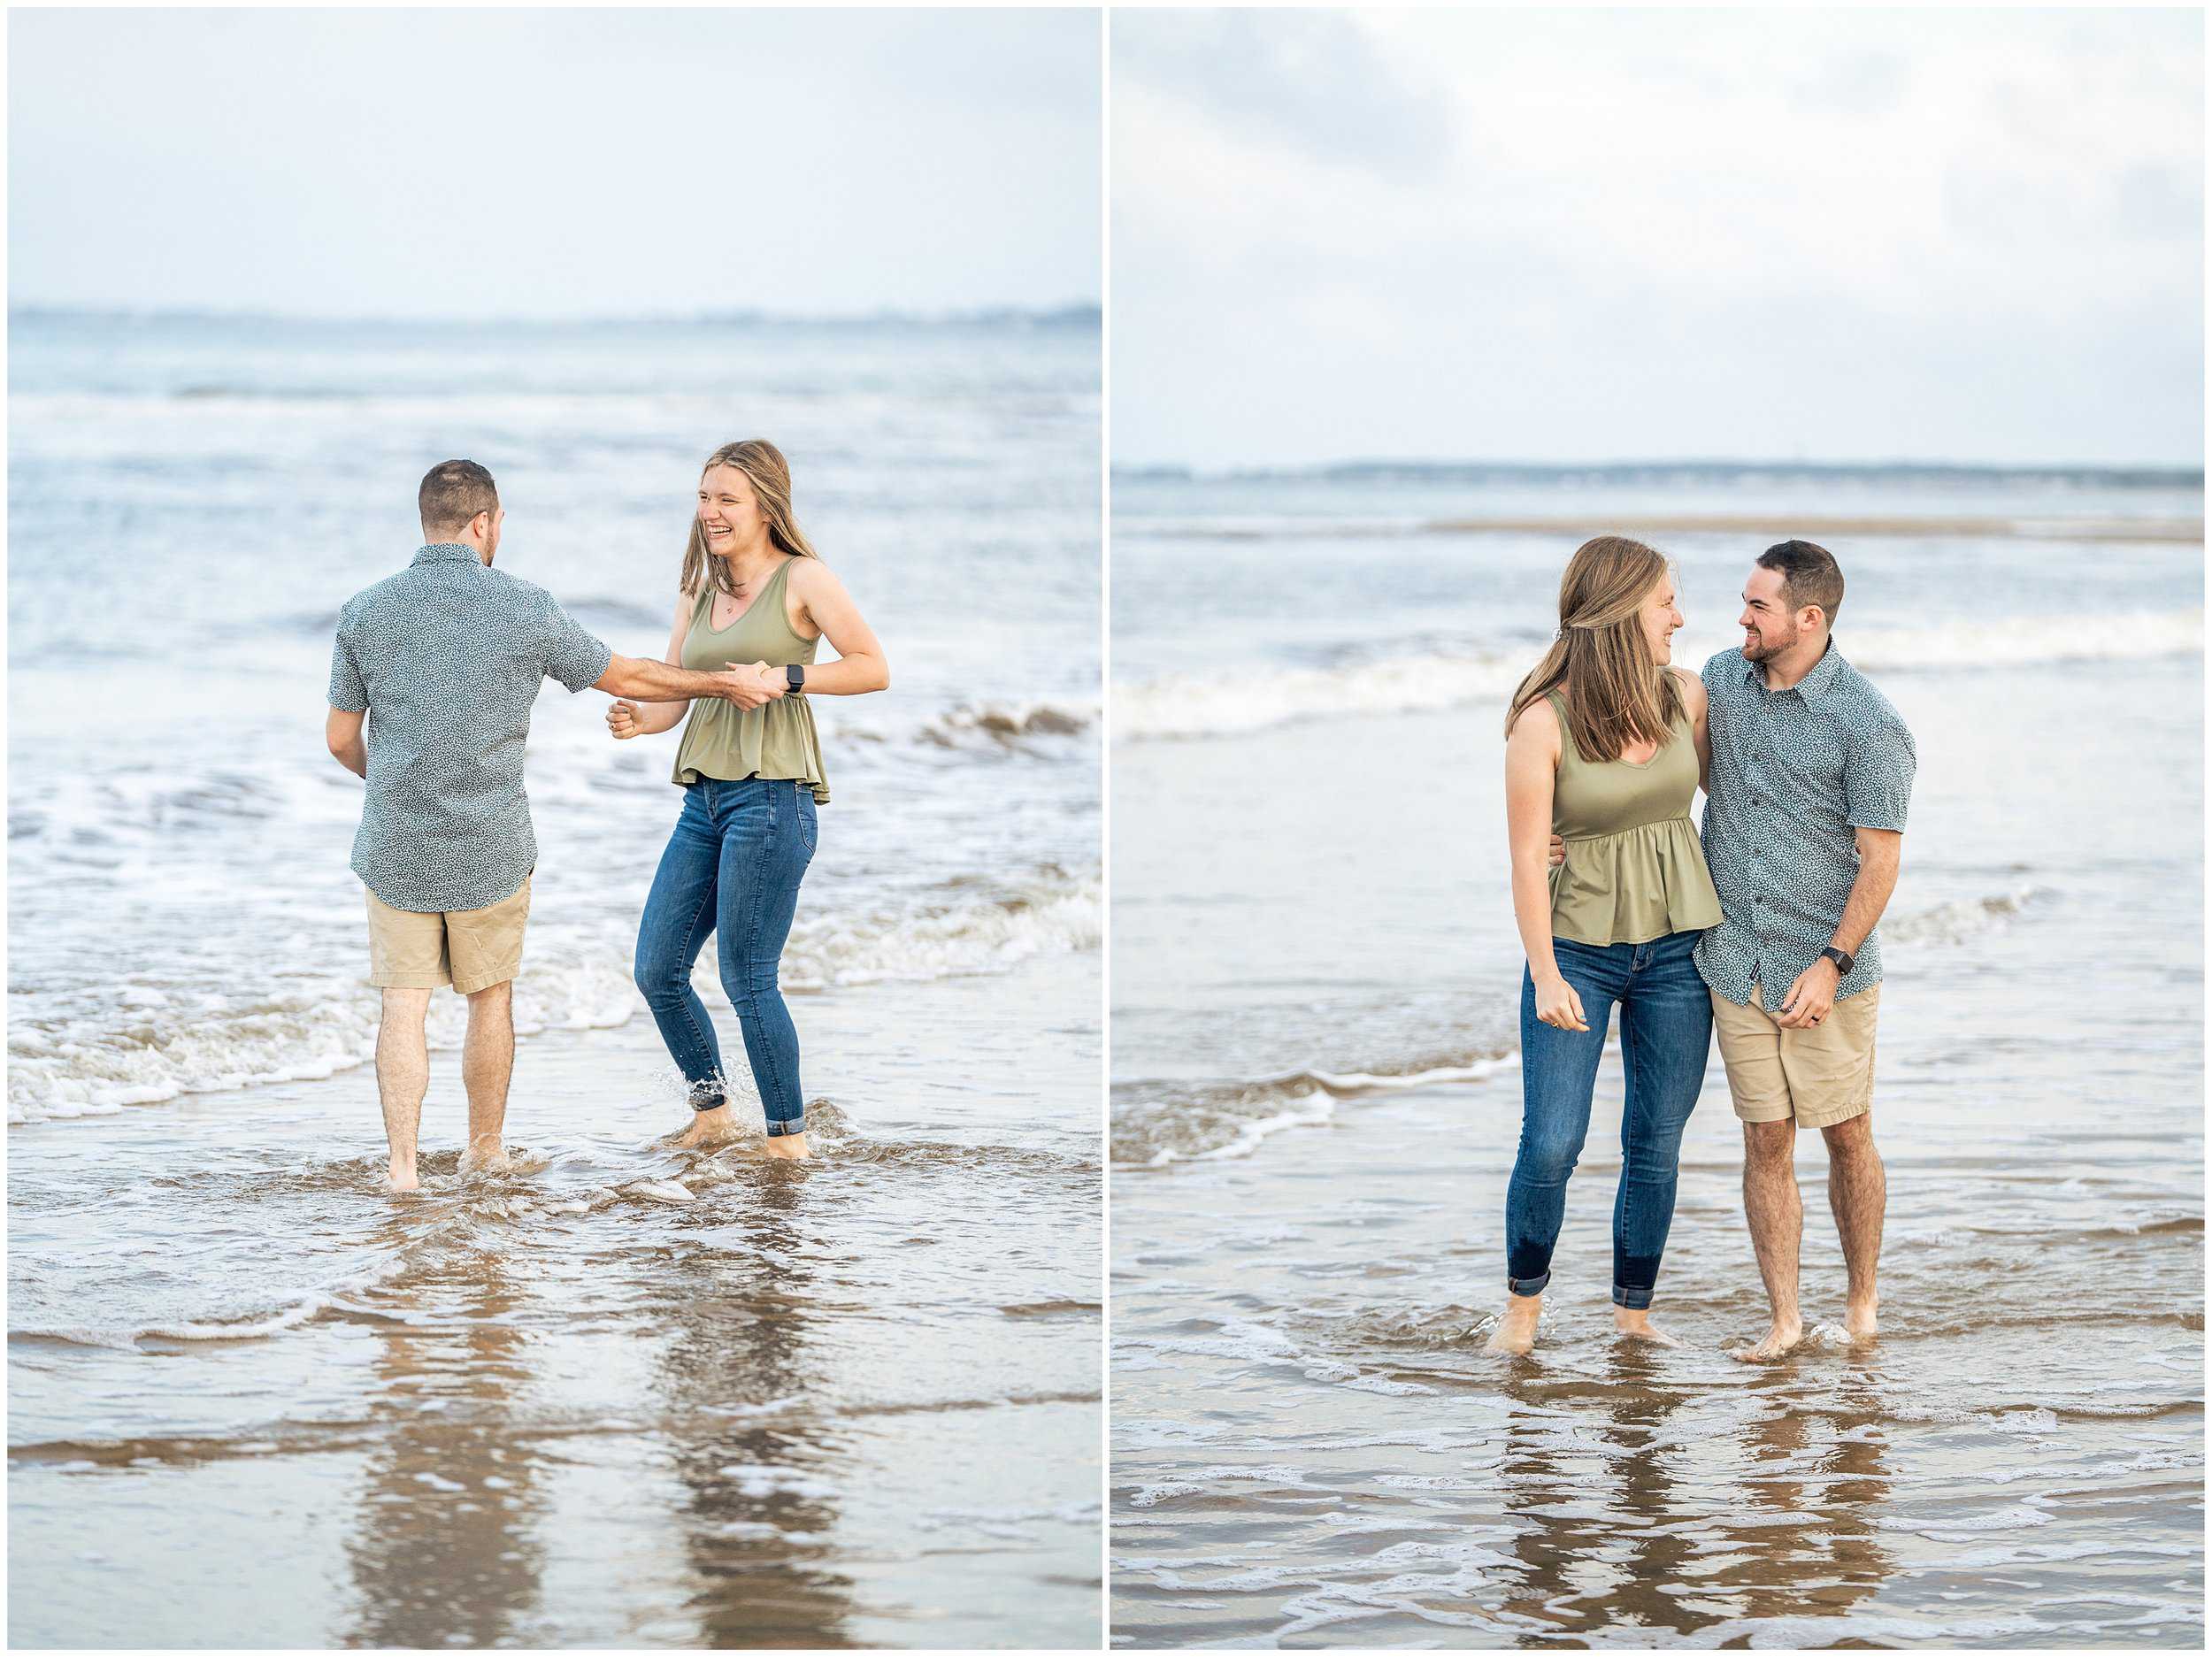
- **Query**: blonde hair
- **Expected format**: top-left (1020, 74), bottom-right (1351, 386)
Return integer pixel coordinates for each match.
top-left (680, 439), bottom-right (819, 598)
top-left (1505, 534), bottom-right (1684, 762)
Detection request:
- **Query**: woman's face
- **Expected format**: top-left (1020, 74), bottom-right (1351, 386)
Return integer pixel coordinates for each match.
top-left (697, 465), bottom-right (764, 557)
top-left (1639, 572), bottom-right (1685, 665)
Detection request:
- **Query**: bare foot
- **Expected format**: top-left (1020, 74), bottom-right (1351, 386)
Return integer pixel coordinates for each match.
top-left (458, 1139), bottom-right (510, 1175)
top-left (1845, 1297), bottom-right (1878, 1341)
top-left (1732, 1319), bottom-right (1804, 1362)
top-left (1484, 1292), bottom-right (1541, 1354)
top-left (1614, 1308), bottom-right (1682, 1346)
top-left (760, 1132), bottom-right (810, 1162)
top-left (672, 1105), bottom-right (744, 1149)
top-left (385, 1166), bottom-right (420, 1194)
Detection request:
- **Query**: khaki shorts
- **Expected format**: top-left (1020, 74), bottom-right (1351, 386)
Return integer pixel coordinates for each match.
top-left (365, 877), bottom-right (531, 995)
top-left (1710, 980), bottom-right (1880, 1130)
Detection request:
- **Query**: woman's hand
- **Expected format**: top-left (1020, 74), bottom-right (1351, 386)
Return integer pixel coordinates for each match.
top-left (1532, 972), bottom-right (1589, 1032)
top-left (607, 699), bottom-right (643, 740)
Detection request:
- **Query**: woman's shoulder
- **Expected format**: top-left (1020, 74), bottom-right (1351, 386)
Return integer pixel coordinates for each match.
top-left (1507, 692), bottom-right (1561, 743)
top-left (783, 553), bottom-right (837, 595)
top-left (1667, 664), bottom-right (1706, 710)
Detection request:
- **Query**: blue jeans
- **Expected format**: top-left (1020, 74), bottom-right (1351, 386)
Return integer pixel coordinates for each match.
top-left (1506, 929), bottom-right (1711, 1309)
top-left (633, 778), bottom-right (817, 1135)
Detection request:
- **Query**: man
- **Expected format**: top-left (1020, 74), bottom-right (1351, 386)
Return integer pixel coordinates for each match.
top-left (1696, 540), bottom-right (1915, 1362)
top-left (326, 459), bottom-right (786, 1192)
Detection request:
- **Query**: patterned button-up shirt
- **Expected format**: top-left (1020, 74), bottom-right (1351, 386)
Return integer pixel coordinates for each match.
top-left (1694, 641), bottom-right (1916, 1011)
top-left (328, 544), bottom-right (612, 914)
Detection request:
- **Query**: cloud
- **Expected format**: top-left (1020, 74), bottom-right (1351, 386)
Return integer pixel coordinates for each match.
top-left (1114, 8), bottom-right (2201, 467)
top-left (1114, 9), bottom-right (1456, 177)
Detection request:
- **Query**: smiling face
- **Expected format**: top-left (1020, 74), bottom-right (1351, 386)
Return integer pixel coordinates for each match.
top-left (1738, 564), bottom-right (1804, 663)
top-left (697, 464), bottom-right (765, 559)
top-left (1640, 571), bottom-right (1685, 665)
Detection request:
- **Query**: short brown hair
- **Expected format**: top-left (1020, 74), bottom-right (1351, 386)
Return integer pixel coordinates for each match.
top-left (1757, 539), bottom-right (1845, 627)
top-left (419, 460), bottom-right (498, 537)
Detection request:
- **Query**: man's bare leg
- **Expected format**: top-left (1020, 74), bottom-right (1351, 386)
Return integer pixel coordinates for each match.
top-left (459, 980), bottom-right (515, 1172)
top-left (1822, 1112), bottom-right (1885, 1339)
top-left (376, 988), bottom-right (434, 1192)
top-left (1738, 1118), bottom-right (1804, 1362)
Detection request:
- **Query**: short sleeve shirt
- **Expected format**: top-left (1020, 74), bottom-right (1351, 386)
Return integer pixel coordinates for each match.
top-left (329, 544), bottom-right (612, 913)
top-left (1694, 641), bottom-right (1916, 1011)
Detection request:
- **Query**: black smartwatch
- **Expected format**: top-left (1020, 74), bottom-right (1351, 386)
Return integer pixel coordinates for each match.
top-left (1819, 945), bottom-right (1855, 977)
top-left (785, 664), bottom-right (806, 694)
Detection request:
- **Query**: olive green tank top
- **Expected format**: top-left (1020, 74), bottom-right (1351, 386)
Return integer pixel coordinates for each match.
top-left (1547, 691), bottom-right (1721, 946)
top-left (671, 557), bottom-right (830, 802)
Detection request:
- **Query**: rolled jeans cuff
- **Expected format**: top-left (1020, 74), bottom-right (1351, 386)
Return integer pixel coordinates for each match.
top-left (1613, 1285), bottom-right (1655, 1311)
top-left (764, 1116), bottom-right (806, 1138)
top-left (1507, 1270), bottom-right (1551, 1298)
top-left (687, 1081), bottom-right (726, 1115)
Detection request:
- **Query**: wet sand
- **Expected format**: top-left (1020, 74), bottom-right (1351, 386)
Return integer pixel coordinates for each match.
top-left (9, 954), bottom-right (1102, 1649)
top-left (1111, 1076), bottom-right (2203, 1648)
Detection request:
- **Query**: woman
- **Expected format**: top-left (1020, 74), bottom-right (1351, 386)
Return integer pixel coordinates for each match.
top-left (1486, 535), bottom-right (1720, 1353)
top-left (608, 440), bottom-right (889, 1161)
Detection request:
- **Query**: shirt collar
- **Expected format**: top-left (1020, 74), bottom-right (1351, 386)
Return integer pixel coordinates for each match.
top-left (1747, 635), bottom-right (1840, 699)
top-left (413, 542), bottom-right (481, 567)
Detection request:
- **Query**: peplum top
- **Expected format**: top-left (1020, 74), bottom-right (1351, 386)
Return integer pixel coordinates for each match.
top-left (1544, 690), bottom-right (1721, 946)
top-left (671, 556), bottom-right (830, 803)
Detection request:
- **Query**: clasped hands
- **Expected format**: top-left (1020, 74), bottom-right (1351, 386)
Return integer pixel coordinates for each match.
top-left (607, 661), bottom-right (783, 740)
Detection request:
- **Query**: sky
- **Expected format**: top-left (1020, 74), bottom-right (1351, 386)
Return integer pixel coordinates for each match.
top-left (9, 7), bottom-right (1100, 319)
top-left (1113, 8), bottom-right (2203, 469)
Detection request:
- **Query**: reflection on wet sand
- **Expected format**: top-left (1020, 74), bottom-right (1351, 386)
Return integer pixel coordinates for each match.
top-left (659, 1170), bottom-right (856, 1649)
top-left (1487, 1353), bottom-right (1893, 1638)
top-left (1707, 1362), bottom-right (1891, 1623)
top-left (342, 1216), bottom-right (546, 1648)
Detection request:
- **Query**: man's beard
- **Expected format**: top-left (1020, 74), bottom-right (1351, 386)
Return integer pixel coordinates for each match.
top-left (1742, 624), bottom-right (1796, 663)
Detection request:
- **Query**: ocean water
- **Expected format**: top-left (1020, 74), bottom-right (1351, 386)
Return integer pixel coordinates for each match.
top-left (10, 308), bottom-right (1102, 1124)
top-left (1109, 465), bottom-right (2204, 1647)
top-left (7, 309), bottom-right (1102, 1647)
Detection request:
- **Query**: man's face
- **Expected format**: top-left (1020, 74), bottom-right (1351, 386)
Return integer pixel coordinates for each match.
top-left (483, 505), bottom-right (504, 563)
top-left (1737, 564), bottom-right (1800, 663)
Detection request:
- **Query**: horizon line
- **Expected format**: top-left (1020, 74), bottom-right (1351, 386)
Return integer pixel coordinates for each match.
top-left (10, 300), bottom-right (1103, 329)
top-left (1114, 456), bottom-right (2205, 482)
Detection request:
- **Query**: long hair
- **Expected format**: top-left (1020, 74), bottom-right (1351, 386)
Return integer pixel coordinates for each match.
top-left (1504, 535), bottom-right (1684, 762)
top-left (680, 440), bottom-right (819, 598)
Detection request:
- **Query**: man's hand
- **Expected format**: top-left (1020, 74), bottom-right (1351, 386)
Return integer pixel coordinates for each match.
top-left (1548, 834), bottom-right (1566, 871)
top-left (718, 661), bottom-right (787, 710)
top-left (606, 700), bottom-right (643, 740)
top-left (1777, 957), bottom-right (1840, 1029)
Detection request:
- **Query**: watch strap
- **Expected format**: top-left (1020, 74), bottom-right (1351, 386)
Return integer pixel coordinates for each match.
top-left (786, 664), bottom-right (805, 692)
top-left (1819, 945), bottom-right (1855, 977)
